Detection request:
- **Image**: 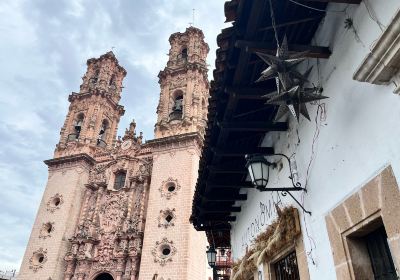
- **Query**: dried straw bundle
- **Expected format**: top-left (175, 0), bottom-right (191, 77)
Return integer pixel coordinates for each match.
top-left (230, 206), bottom-right (300, 280)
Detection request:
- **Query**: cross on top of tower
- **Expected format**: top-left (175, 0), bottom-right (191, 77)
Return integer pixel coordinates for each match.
top-left (189, 9), bottom-right (195, 27)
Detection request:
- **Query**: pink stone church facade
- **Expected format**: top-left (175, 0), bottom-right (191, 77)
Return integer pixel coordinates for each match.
top-left (18, 27), bottom-right (210, 280)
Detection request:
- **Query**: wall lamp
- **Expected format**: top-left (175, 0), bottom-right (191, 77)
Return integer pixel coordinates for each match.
top-left (245, 153), bottom-right (311, 215)
top-left (206, 246), bottom-right (217, 268)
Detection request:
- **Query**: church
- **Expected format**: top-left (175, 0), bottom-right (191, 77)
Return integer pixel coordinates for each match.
top-left (18, 27), bottom-right (210, 280)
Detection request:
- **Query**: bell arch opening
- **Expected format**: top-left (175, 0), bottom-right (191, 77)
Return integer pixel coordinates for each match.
top-left (94, 273), bottom-right (114, 280)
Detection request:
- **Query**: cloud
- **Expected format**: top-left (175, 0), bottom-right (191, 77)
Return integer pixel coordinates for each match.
top-left (0, 0), bottom-right (229, 270)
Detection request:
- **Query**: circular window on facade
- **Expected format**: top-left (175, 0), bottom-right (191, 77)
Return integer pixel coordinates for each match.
top-left (159, 178), bottom-right (181, 199)
top-left (151, 238), bottom-right (177, 266)
top-left (39, 222), bottom-right (54, 239)
top-left (46, 194), bottom-right (64, 213)
top-left (158, 208), bottom-right (176, 228)
top-left (29, 248), bottom-right (47, 272)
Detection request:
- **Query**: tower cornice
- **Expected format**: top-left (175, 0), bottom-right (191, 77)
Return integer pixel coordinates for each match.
top-left (158, 63), bottom-right (208, 83)
top-left (44, 153), bottom-right (96, 169)
top-left (145, 132), bottom-right (203, 155)
top-left (68, 90), bottom-right (125, 117)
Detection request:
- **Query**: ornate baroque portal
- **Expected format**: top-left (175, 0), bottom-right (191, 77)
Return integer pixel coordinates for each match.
top-left (64, 126), bottom-right (153, 280)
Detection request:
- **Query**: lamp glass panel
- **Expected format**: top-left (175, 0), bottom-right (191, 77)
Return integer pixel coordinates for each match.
top-left (251, 162), bottom-right (263, 182)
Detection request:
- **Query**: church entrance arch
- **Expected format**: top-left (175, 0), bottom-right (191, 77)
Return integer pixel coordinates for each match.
top-left (93, 272), bottom-right (114, 280)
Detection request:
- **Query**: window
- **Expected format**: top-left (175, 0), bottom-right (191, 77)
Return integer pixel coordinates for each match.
top-left (170, 92), bottom-right (183, 120)
top-left (97, 119), bottom-right (109, 147)
top-left (114, 171), bottom-right (126, 190)
top-left (274, 251), bottom-right (300, 280)
top-left (93, 69), bottom-right (100, 83)
top-left (181, 48), bottom-right (188, 59)
top-left (109, 74), bottom-right (115, 86)
top-left (365, 227), bottom-right (397, 280)
top-left (158, 208), bottom-right (176, 228)
top-left (68, 113), bottom-right (84, 141)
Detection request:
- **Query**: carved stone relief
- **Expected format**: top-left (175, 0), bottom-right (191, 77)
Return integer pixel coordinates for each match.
top-left (29, 248), bottom-right (47, 272)
top-left (151, 238), bottom-right (177, 266)
top-left (158, 208), bottom-right (176, 228)
top-left (46, 194), bottom-right (64, 213)
top-left (159, 178), bottom-right (181, 200)
top-left (39, 222), bottom-right (55, 239)
top-left (63, 154), bottom-right (151, 280)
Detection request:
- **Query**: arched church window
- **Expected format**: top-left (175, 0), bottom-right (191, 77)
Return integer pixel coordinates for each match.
top-left (97, 119), bottom-right (109, 147)
top-left (94, 69), bottom-right (100, 81)
top-left (114, 170), bottom-right (126, 190)
top-left (169, 91), bottom-right (183, 120)
top-left (68, 113), bottom-right (84, 141)
top-left (181, 48), bottom-right (188, 60)
top-left (109, 74), bottom-right (115, 86)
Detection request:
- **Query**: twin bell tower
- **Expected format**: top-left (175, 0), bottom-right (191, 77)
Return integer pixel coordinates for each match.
top-left (18, 27), bottom-right (210, 280)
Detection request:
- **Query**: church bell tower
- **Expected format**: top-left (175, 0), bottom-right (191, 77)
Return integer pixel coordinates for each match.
top-left (154, 26), bottom-right (209, 139)
top-left (18, 52), bottom-right (127, 280)
top-left (139, 27), bottom-right (210, 280)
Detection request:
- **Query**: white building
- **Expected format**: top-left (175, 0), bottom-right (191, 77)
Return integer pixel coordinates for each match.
top-left (192, 0), bottom-right (400, 279)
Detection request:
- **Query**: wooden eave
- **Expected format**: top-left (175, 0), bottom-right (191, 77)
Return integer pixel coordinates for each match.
top-left (189, 0), bottom-right (350, 248)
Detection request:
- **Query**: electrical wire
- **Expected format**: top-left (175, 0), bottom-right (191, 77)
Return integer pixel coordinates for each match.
top-left (268, 0), bottom-right (280, 48)
top-left (289, 0), bottom-right (350, 14)
top-left (363, 0), bottom-right (385, 31)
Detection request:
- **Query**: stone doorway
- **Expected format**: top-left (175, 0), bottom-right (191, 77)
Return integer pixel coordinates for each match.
top-left (94, 273), bottom-right (114, 280)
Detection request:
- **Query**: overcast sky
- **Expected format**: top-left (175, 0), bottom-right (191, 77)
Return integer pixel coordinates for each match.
top-left (0, 0), bottom-right (228, 270)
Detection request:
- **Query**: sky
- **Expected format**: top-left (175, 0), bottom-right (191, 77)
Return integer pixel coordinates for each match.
top-left (0, 0), bottom-right (229, 270)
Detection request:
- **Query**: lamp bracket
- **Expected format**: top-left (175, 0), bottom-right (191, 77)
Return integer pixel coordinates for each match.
top-left (281, 190), bottom-right (312, 216)
top-left (249, 153), bottom-right (312, 215)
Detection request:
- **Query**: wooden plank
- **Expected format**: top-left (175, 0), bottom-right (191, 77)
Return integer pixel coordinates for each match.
top-left (203, 193), bottom-right (247, 201)
top-left (301, 0), bottom-right (361, 3)
top-left (218, 121), bottom-right (288, 132)
top-left (212, 146), bottom-right (274, 157)
top-left (200, 215), bottom-right (237, 222)
top-left (235, 40), bottom-right (331, 59)
top-left (208, 165), bottom-right (247, 174)
top-left (258, 16), bottom-right (325, 31)
top-left (200, 206), bottom-right (241, 213)
top-left (194, 224), bottom-right (231, 231)
top-left (208, 184), bottom-right (253, 189)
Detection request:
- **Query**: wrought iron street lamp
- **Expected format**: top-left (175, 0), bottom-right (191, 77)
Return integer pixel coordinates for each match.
top-left (206, 246), bottom-right (217, 268)
top-left (245, 153), bottom-right (311, 215)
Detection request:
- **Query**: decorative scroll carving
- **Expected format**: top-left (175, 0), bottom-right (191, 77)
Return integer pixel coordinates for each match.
top-left (29, 248), bottom-right (47, 272)
top-left (64, 154), bottom-right (151, 279)
top-left (159, 178), bottom-right (181, 200)
top-left (151, 238), bottom-right (177, 266)
top-left (158, 208), bottom-right (176, 228)
top-left (46, 194), bottom-right (64, 213)
top-left (39, 222), bottom-right (55, 239)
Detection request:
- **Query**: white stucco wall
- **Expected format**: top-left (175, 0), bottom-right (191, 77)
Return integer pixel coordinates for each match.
top-left (230, 1), bottom-right (400, 279)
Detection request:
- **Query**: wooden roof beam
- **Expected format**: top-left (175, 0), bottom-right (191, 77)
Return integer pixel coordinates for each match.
top-left (194, 224), bottom-right (231, 231)
top-left (199, 215), bottom-right (237, 222)
top-left (207, 181), bottom-right (253, 189)
top-left (211, 146), bottom-right (274, 157)
top-left (235, 40), bottom-right (331, 59)
top-left (202, 193), bottom-right (247, 201)
top-left (218, 121), bottom-right (288, 132)
top-left (199, 206), bottom-right (241, 213)
top-left (208, 165), bottom-right (247, 174)
top-left (301, 0), bottom-right (361, 3)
